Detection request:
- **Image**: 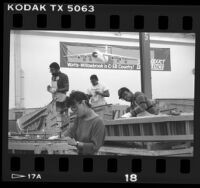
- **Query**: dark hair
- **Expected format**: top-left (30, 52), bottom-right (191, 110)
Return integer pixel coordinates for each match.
top-left (118, 87), bottom-right (130, 99)
top-left (66, 91), bottom-right (91, 108)
top-left (49, 62), bottom-right (60, 70)
top-left (90, 74), bottom-right (98, 81)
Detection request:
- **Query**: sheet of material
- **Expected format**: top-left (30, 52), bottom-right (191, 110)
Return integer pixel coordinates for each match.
top-left (99, 146), bottom-right (193, 156)
top-left (139, 32), bottom-right (152, 99)
top-left (104, 113), bottom-right (193, 125)
top-left (18, 107), bottom-right (47, 126)
top-left (8, 137), bottom-right (193, 156)
top-left (154, 147), bottom-right (193, 156)
top-left (105, 135), bottom-right (193, 142)
top-left (9, 140), bottom-right (77, 154)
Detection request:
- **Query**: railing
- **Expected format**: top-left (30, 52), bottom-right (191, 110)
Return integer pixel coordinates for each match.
top-left (104, 113), bottom-right (193, 143)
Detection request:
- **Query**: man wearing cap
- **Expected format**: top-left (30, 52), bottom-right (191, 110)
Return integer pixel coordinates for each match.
top-left (47, 62), bottom-right (69, 114)
top-left (118, 87), bottom-right (159, 117)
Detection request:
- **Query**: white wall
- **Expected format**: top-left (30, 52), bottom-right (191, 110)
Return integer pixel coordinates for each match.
top-left (151, 43), bottom-right (195, 99)
top-left (9, 31), bottom-right (195, 108)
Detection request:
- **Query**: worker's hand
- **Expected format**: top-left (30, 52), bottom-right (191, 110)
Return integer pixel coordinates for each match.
top-left (47, 85), bottom-right (51, 92)
top-left (51, 88), bottom-right (57, 93)
top-left (121, 112), bottom-right (132, 118)
top-left (48, 135), bottom-right (59, 140)
top-left (130, 109), bottom-right (137, 117)
top-left (95, 91), bottom-right (102, 96)
top-left (126, 107), bottom-right (131, 113)
top-left (67, 138), bottom-right (77, 146)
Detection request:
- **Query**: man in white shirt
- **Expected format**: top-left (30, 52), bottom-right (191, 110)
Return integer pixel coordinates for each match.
top-left (87, 74), bottom-right (110, 107)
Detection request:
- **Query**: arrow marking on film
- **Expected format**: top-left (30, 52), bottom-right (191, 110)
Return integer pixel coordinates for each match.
top-left (11, 174), bottom-right (26, 179)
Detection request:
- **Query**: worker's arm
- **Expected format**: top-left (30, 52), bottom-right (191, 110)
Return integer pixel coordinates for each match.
top-left (95, 90), bottom-right (110, 97)
top-left (47, 85), bottom-right (52, 93)
top-left (62, 118), bottom-right (77, 138)
top-left (130, 93), bottom-right (148, 116)
top-left (57, 87), bottom-right (68, 93)
top-left (86, 89), bottom-right (92, 99)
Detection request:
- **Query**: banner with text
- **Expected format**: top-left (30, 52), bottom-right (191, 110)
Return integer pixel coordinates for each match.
top-left (60, 42), bottom-right (171, 71)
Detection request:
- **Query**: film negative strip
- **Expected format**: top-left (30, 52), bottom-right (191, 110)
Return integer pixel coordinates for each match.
top-left (2, 2), bottom-right (200, 183)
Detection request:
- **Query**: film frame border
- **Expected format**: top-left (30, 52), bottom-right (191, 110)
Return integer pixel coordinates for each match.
top-left (2, 3), bottom-right (200, 183)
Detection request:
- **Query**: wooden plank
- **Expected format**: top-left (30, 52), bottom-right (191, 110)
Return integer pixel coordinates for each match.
top-left (154, 123), bottom-right (161, 135)
top-left (110, 125), bottom-right (115, 136)
top-left (128, 125), bottom-right (134, 136)
top-left (152, 123), bottom-right (157, 135)
top-left (118, 125), bottom-right (124, 136)
top-left (153, 147), bottom-right (193, 156)
top-left (8, 138), bottom-right (192, 156)
top-left (189, 121), bottom-right (193, 134)
top-left (111, 105), bottom-right (128, 112)
top-left (104, 113), bottom-right (193, 125)
top-left (105, 135), bottom-right (193, 142)
top-left (99, 146), bottom-right (156, 156)
top-left (113, 110), bottom-right (118, 119)
top-left (139, 124), bottom-right (144, 136)
top-left (123, 125), bottom-right (129, 136)
top-left (167, 122), bottom-right (171, 135)
top-left (185, 121), bottom-right (190, 135)
top-left (9, 142), bottom-right (38, 150)
top-left (23, 114), bottom-right (46, 128)
top-left (171, 142), bottom-right (192, 149)
top-left (99, 146), bottom-right (193, 156)
top-left (143, 123), bottom-right (153, 136)
top-left (9, 141), bottom-right (77, 154)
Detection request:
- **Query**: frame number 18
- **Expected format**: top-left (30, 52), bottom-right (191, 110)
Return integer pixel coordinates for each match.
top-left (125, 174), bottom-right (138, 182)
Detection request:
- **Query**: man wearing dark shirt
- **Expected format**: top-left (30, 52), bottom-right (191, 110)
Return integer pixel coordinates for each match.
top-left (118, 87), bottom-right (159, 117)
top-left (47, 62), bottom-right (69, 112)
top-left (62, 91), bottom-right (105, 155)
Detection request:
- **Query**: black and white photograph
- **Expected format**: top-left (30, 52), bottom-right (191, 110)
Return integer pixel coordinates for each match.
top-left (8, 31), bottom-right (195, 156)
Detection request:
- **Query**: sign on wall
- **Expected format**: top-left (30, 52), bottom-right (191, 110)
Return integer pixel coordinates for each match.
top-left (60, 42), bottom-right (171, 71)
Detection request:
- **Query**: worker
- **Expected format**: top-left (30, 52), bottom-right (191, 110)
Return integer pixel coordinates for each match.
top-left (87, 74), bottom-right (110, 107)
top-left (86, 74), bottom-right (110, 118)
top-left (62, 91), bottom-right (105, 155)
top-left (47, 62), bottom-right (69, 110)
top-left (47, 62), bottom-right (69, 129)
top-left (118, 87), bottom-right (159, 117)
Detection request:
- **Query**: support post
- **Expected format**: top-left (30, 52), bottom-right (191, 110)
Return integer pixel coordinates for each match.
top-left (14, 30), bottom-right (24, 108)
top-left (139, 32), bottom-right (152, 99)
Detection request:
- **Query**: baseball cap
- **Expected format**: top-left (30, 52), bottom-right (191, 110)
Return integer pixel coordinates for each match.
top-left (118, 87), bottom-right (130, 99)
